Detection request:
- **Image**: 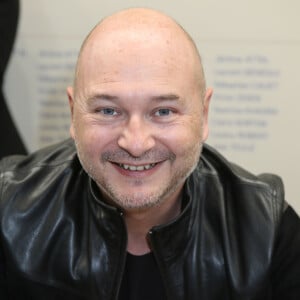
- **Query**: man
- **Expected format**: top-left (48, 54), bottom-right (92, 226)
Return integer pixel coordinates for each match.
top-left (0, 7), bottom-right (299, 300)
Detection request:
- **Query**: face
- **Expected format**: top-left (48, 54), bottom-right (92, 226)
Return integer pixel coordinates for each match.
top-left (68, 24), bottom-right (212, 211)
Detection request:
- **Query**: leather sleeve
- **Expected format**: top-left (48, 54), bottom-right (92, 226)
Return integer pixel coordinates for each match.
top-left (271, 206), bottom-right (300, 299)
top-left (0, 245), bottom-right (8, 298)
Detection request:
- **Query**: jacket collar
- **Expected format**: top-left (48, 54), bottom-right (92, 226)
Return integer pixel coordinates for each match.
top-left (87, 162), bottom-right (207, 259)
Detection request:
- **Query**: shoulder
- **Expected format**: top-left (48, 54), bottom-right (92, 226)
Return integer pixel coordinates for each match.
top-left (0, 138), bottom-right (77, 173)
top-left (0, 139), bottom-right (81, 204)
top-left (197, 144), bottom-right (285, 225)
top-left (200, 143), bottom-right (284, 190)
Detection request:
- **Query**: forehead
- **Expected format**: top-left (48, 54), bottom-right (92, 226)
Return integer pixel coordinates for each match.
top-left (84, 35), bottom-right (191, 75)
top-left (83, 24), bottom-right (194, 63)
top-left (74, 17), bottom-right (202, 99)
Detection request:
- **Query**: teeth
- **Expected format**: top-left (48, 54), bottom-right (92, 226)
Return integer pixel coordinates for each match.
top-left (119, 163), bottom-right (155, 171)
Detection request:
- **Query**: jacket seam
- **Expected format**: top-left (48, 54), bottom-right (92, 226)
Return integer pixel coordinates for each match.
top-left (0, 166), bottom-right (4, 204)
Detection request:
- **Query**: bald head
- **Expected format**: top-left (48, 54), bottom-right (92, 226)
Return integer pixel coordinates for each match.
top-left (73, 8), bottom-right (206, 99)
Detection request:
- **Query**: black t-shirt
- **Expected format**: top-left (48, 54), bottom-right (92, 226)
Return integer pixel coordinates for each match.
top-left (118, 252), bottom-right (167, 300)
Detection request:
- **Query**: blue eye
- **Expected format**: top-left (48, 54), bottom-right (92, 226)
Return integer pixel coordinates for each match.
top-left (155, 108), bottom-right (171, 116)
top-left (101, 108), bottom-right (117, 116)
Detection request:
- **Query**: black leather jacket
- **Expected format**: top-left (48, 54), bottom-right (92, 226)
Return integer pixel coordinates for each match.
top-left (0, 139), bottom-right (299, 299)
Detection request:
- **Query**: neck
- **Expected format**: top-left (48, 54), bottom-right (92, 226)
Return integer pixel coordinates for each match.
top-left (124, 192), bottom-right (182, 255)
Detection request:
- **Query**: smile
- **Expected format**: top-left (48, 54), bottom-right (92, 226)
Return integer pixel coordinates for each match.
top-left (118, 163), bottom-right (156, 171)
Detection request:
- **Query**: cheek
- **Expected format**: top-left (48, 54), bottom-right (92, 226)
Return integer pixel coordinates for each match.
top-left (73, 119), bottom-right (119, 158)
top-left (161, 121), bottom-right (202, 156)
top-left (73, 119), bottom-right (98, 151)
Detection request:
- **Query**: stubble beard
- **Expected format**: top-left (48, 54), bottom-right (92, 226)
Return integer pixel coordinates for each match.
top-left (74, 139), bottom-right (203, 211)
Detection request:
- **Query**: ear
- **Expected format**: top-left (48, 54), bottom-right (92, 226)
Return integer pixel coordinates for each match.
top-left (202, 87), bottom-right (213, 142)
top-left (67, 86), bottom-right (75, 139)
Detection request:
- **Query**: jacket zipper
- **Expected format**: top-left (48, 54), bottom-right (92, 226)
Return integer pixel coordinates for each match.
top-left (147, 229), bottom-right (171, 300)
top-left (112, 209), bottom-right (128, 300)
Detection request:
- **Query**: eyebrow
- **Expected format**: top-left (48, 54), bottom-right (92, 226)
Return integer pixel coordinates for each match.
top-left (87, 93), bottom-right (181, 103)
top-left (87, 94), bottom-right (118, 102)
top-left (150, 94), bottom-right (180, 102)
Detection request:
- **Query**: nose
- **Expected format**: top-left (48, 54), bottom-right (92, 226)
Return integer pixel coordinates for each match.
top-left (117, 115), bottom-right (155, 157)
